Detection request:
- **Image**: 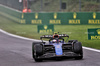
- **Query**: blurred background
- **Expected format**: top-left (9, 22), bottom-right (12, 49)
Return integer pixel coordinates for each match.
top-left (0, 0), bottom-right (100, 49)
top-left (0, 0), bottom-right (100, 12)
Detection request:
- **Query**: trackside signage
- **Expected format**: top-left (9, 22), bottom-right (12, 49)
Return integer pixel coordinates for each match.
top-left (68, 12), bottom-right (81, 24)
top-left (19, 12), bottom-right (100, 25)
top-left (88, 28), bottom-right (100, 40)
top-left (38, 25), bottom-right (54, 33)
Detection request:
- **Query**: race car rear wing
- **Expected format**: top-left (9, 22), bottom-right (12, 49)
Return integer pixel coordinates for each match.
top-left (40, 34), bottom-right (69, 39)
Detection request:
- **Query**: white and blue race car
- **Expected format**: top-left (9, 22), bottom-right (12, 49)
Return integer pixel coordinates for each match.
top-left (32, 33), bottom-right (83, 62)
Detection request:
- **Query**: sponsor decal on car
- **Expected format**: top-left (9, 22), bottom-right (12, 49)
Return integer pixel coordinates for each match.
top-left (54, 44), bottom-right (63, 55)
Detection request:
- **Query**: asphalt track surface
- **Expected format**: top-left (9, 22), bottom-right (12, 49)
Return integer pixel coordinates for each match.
top-left (0, 30), bottom-right (100, 66)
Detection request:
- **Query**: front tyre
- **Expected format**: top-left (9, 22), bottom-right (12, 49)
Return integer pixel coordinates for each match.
top-left (32, 43), bottom-right (43, 62)
top-left (75, 50), bottom-right (83, 60)
top-left (34, 58), bottom-right (43, 62)
top-left (32, 43), bottom-right (35, 59)
top-left (73, 42), bottom-right (83, 60)
top-left (73, 42), bottom-right (82, 53)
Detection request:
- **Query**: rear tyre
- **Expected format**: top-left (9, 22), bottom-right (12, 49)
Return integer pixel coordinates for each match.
top-left (73, 42), bottom-right (83, 60)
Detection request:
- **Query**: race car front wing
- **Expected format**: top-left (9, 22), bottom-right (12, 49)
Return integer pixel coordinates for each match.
top-left (37, 52), bottom-right (81, 59)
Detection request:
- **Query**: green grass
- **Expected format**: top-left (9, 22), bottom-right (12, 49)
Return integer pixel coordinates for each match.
top-left (0, 14), bottom-right (100, 49)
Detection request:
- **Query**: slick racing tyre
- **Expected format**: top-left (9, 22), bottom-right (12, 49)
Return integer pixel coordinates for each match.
top-left (32, 43), bottom-right (35, 59)
top-left (32, 43), bottom-right (43, 62)
top-left (73, 42), bottom-right (82, 53)
top-left (73, 42), bottom-right (83, 59)
top-left (34, 58), bottom-right (43, 62)
top-left (35, 44), bottom-right (43, 56)
top-left (75, 50), bottom-right (83, 60)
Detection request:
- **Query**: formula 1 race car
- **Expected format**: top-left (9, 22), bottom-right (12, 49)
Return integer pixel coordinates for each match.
top-left (32, 33), bottom-right (83, 62)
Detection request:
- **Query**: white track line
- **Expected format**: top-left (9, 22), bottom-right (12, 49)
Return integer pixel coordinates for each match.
top-left (83, 47), bottom-right (100, 52)
top-left (0, 29), bottom-right (40, 42)
top-left (0, 29), bottom-right (100, 52)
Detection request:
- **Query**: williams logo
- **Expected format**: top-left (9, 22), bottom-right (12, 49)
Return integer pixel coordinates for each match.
top-left (97, 29), bottom-right (100, 35)
top-left (93, 12), bottom-right (96, 19)
top-left (44, 25), bottom-right (48, 30)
